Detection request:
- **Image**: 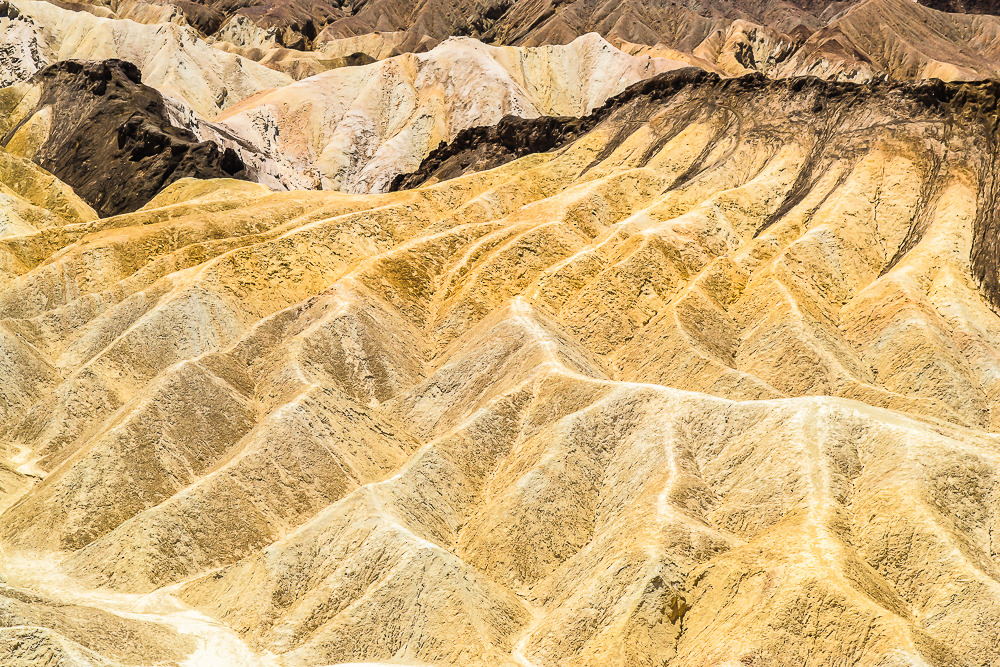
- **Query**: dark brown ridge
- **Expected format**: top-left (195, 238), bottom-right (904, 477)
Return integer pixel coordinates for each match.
top-left (2, 59), bottom-right (250, 217)
top-left (391, 68), bottom-right (1000, 309)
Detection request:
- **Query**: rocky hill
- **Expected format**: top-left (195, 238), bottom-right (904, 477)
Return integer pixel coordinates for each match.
top-left (1, 0), bottom-right (1000, 665)
top-left (2, 64), bottom-right (1000, 665)
top-left (214, 33), bottom-right (685, 192)
top-left (1, 59), bottom-right (248, 216)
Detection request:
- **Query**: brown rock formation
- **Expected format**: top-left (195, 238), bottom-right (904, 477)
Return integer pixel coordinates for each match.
top-left (4, 0), bottom-right (1000, 663)
top-left (0, 59), bottom-right (249, 216)
top-left (2, 65), bottom-right (1000, 664)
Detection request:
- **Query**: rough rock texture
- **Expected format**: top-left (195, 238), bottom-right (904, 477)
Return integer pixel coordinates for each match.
top-left (51, 0), bottom-right (343, 44)
top-left (11, 0), bottom-right (1000, 87)
top-left (2, 0), bottom-right (999, 210)
top-left (0, 0), bottom-right (292, 117)
top-left (490, 0), bottom-right (1000, 81)
top-left (0, 60), bottom-right (249, 216)
top-left (4, 67), bottom-right (1000, 665)
top-left (391, 113), bottom-right (593, 190)
top-left (0, 584), bottom-right (194, 665)
top-left (313, 28), bottom-right (438, 58)
top-left (316, 0), bottom-right (813, 49)
top-left (212, 35), bottom-right (377, 80)
top-left (310, 0), bottom-right (1000, 82)
top-left (917, 0), bottom-right (1000, 14)
top-left (215, 33), bottom-right (685, 192)
top-left (0, 24), bottom-right (692, 196)
top-left (209, 0), bottom-right (343, 48)
top-left (0, 626), bottom-right (122, 667)
top-left (159, 0), bottom-right (343, 47)
top-left (0, 147), bottom-right (97, 239)
top-left (399, 68), bottom-right (1000, 313)
top-left (775, 0), bottom-right (1000, 81)
top-left (0, 2), bottom-right (47, 87)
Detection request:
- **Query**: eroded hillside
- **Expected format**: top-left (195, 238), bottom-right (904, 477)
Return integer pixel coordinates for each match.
top-left (1, 68), bottom-right (1000, 666)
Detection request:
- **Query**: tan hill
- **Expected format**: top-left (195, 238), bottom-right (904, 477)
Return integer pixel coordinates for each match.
top-left (210, 36), bottom-right (379, 80)
top-left (0, 582), bottom-right (195, 667)
top-left (0, 59), bottom-right (250, 216)
top-left (301, 0), bottom-right (1000, 84)
top-left (313, 0), bottom-right (835, 49)
top-left (2, 69), bottom-right (1000, 665)
top-left (213, 33), bottom-right (686, 192)
top-left (12, 0), bottom-right (1000, 87)
top-left (776, 0), bottom-right (1000, 80)
top-left (0, 0), bottom-right (292, 116)
top-left (0, 27), bottom-right (697, 197)
top-left (0, 5), bottom-right (696, 196)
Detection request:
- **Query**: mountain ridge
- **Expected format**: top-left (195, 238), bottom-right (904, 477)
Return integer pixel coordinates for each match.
top-left (2, 0), bottom-right (1000, 665)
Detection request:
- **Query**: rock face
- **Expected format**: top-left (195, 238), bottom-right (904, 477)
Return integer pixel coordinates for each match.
top-left (214, 33), bottom-right (685, 192)
top-left (0, 59), bottom-right (248, 216)
top-left (7, 0), bottom-right (1000, 665)
top-left (0, 3), bottom-right (47, 87)
top-left (390, 112), bottom-right (594, 190)
top-left (3, 0), bottom-right (1000, 205)
top-left (777, 0), bottom-right (1000, 80)
top-left (0, 0), bottom-right (292, 117)
top-left (0, 8), bottom-right (698, 195)
top-left (0, 584), bottom-right (194, 666)
top-left (4, 63), bottom-right (1000, 666)
top-left (9, 0), bottom-right (1000, 89)
top-left (309, 0), bottom-right (1000, 82)
top-left (158, 0), bottom-right (344, 48)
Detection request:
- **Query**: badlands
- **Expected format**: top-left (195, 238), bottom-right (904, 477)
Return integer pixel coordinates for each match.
top-left (2, 0), bottom-right (1000, 665)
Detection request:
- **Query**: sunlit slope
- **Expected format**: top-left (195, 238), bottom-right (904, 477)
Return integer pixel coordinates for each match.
top-left (1, 70), bottom-right (1000, 665)
top-left (2, 0), bottom-right (291, 116)
top-left (214, 33), bottom-right (685, 193)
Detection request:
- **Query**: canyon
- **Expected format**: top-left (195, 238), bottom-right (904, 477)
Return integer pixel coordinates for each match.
top-left (0, 0), bottom-right (1000, 666)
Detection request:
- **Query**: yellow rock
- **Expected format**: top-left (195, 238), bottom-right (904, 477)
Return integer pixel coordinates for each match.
top-left (2, 71), bottom-right (1000, 667)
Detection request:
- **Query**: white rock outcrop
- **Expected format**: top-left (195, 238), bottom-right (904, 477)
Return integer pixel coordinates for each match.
top-left (216, 33), bottom-right (686, 192)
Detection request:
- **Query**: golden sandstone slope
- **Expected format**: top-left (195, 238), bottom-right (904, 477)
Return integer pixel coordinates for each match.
top-left (1, 68), bottom-right (1000, 666)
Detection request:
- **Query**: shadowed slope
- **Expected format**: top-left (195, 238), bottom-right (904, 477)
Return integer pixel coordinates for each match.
top-left (0, 60), bottom-right (248, 216)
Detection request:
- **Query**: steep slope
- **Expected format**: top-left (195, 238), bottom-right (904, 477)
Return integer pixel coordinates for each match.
top-left (310, 0), bottom-right (1000, 83)
top-left (0, 0), bottom-right (292, 117)
top-left (778, 0), bottom-right (1000, 80)
top-left (0, 583), bottom-right (195, 666)
top-left (919, 0), bottom-right (1000, 13)
top-left (316, 0), bottom-right (829, 48)
top-left (8, 0), bottom-right (1000, 91)
top-left (2, 69), bottom-right (1000, 665)
top-left (211, 36), bottom-right (378, 80)
top-left (214, 33), bottom-right (685, 192)
top-left (0, 59), bottom-right (249, 216)
top-left (0, 147), bottom-right (96, 238)
top-left (0, 6), bottom-right (706, 196)
top-left (111, 0), bottom-right (345, 47)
